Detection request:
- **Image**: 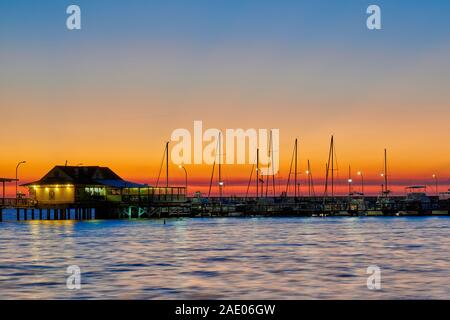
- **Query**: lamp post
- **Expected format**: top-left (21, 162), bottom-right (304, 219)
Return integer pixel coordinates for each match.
top-left (357, 171), bottom-right (364, 195)
top-left (432, 174), bottom-right (438, 196)
top-left (178, 165), bottom-right (188, 194)
top-left (15, 161), bottom-right (26, 205)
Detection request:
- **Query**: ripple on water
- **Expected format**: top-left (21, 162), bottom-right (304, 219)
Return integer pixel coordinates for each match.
top-left (0, 216), bottom-right (449, 299)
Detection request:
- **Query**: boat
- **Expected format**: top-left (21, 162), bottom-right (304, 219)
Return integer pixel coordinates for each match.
top-left (348, 192), bottom-right (367, 215)
top-left (438, 189), bottom-right (450, 201)
top-left (400, 186), bottom-right (432, 215)
top-left (377, 149), bottom-right (399, 215)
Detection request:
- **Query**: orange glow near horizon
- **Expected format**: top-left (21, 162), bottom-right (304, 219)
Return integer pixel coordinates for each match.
top-left (1, 146), bottom-right (449, 198)
top-left (1, 19), bottom-right (450, 196)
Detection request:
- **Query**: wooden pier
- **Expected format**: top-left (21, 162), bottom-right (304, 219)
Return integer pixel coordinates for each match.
top-left (1, 195), bottom-right (449, 222)
top-left (1, 165), bottom-right (448, 222)
top-left (0, 198), bottom-right (97, 222)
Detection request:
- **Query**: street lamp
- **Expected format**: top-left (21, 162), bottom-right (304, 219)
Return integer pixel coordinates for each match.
top-left (178, 165), bottom-right (188, 194)
top-left (15, 160), bottom-right (26, 204)
top-left (432, 174), bottom-right (438, 196)
top-left (357, 171), bottom-right (364, 195)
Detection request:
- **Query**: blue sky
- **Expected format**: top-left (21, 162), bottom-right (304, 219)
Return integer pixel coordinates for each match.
top-left (1, 0), bottom-right (450, 51)
top-left (1, 0), bottom-right (450, 191)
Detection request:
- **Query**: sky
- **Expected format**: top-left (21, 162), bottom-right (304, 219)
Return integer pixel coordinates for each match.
top-left (1, 0), bottom-right (450, 196)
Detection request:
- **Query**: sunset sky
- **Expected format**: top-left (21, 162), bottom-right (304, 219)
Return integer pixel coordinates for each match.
top-left (1, 0), bottom-right (450, 196)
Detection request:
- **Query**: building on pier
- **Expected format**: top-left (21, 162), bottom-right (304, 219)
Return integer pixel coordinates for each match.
top-left (22, 165), bottom-right (186, 206)
top-left (22, 166), bottom-right (144, 205)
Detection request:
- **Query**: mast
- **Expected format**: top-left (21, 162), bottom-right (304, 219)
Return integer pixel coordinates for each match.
top-left (245, 161), bottom-right (255, 200)
top-left (271, 130), bottom-right (276, 197)
top-left (208, 160), bottom-right (215, 199)
top-left (166, 141), bottom-right (169, 187)
top-left (384, 148), bottom-right (388, 194)
top-left (331, 136), bottom-right (334, 200)
top-left (294, 138), bottom-right (298, 199)
top-left (265, 132), bottom-right (270, 198)
top-left (323, 135), bottom-right (334, 209)
top-left (218, 132), bottom-right (222, 199)
top-left (322, 162), bottom-right (328, 209)
top-left (306, 159), bottom-right (316, 197)
top-left (256, 148), bottom-right (259, 198)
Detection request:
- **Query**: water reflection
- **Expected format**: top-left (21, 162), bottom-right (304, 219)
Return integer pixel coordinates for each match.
top-left (0, 216), bottom-right (449, 299)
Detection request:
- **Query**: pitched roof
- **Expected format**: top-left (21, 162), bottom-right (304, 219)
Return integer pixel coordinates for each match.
top-left (22, 166), bottom-right (145, 188)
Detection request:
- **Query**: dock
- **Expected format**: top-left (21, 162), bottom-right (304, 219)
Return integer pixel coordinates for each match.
top-left (1, 164), bottom-right (449, 223)
top-left (1, 194), bottom-right (449, 222)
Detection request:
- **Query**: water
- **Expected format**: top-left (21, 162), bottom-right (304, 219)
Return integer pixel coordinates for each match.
top-left (0, 212), bottom-right (449, 299)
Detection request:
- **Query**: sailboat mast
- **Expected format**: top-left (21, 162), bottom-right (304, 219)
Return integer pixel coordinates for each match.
top-left (331, 136), bottom-right (334, 199)
top-left (384, 148), bottom-right (388, 193)
top-left (208, 160), bottom-right (215, 199)
top-left (294, 138), bottom-right (298, 199)
top-left (271, 130), bottom-right (276, 197)
top-left (256, 148), bottom-right (259, 198)
top-left (265, 132), bottom-right (270, 198)
top-left (218, 132), bottom-right (222, 199)
top-left (166, 141), bottom-right (169, 187)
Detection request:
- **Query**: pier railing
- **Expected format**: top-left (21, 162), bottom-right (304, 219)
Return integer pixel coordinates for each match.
top-left (0, 198), bottom-right (35, 208)
top-left (121, 186), bottom-right (187, 204)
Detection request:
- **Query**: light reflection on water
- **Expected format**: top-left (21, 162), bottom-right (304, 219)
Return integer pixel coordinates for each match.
top-left (0, 212), bottom-right (449, 299)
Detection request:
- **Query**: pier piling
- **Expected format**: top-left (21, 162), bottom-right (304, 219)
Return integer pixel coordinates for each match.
top-left (0, 208), bottom-right (2, 222)
top-left (16, 208), bottom-right (20, 221)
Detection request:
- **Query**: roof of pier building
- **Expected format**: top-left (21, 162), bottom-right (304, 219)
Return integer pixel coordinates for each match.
top-left (22, 166), bottom-right (145, 188)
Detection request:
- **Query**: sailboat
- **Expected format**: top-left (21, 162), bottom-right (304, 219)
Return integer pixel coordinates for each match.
top-left (347, 165), bottom-right (367, 215)
top-left (322, 135), bottom-right (340, 215)
top-left (375, 149), bottom-right (398, 215)
top-left (281, 138), bottom-right (301, 214)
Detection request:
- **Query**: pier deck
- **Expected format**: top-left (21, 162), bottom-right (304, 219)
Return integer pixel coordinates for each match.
top-left (1, 195), bottom-right (448, 222)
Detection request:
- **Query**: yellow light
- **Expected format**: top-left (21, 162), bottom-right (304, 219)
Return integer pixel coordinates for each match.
top-left (357, 171), bottom-right (361, 176)
top-left (305, 170), bottom-right (309, 174)
top-left (348, 179), bottom-right (353, 183)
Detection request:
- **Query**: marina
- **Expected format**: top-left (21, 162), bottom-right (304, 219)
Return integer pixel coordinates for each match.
top-left (1, 135), bottom-right (448, 221)
top-left (1, 0), bottom-right (450, 304)
top-left (1, 137), bottom-right (449, 221)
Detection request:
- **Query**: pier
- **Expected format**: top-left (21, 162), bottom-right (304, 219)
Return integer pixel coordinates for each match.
top-left (1, 194), bottom-right (449, 222)
top-left (1, 163), bottom-right (449, 223)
